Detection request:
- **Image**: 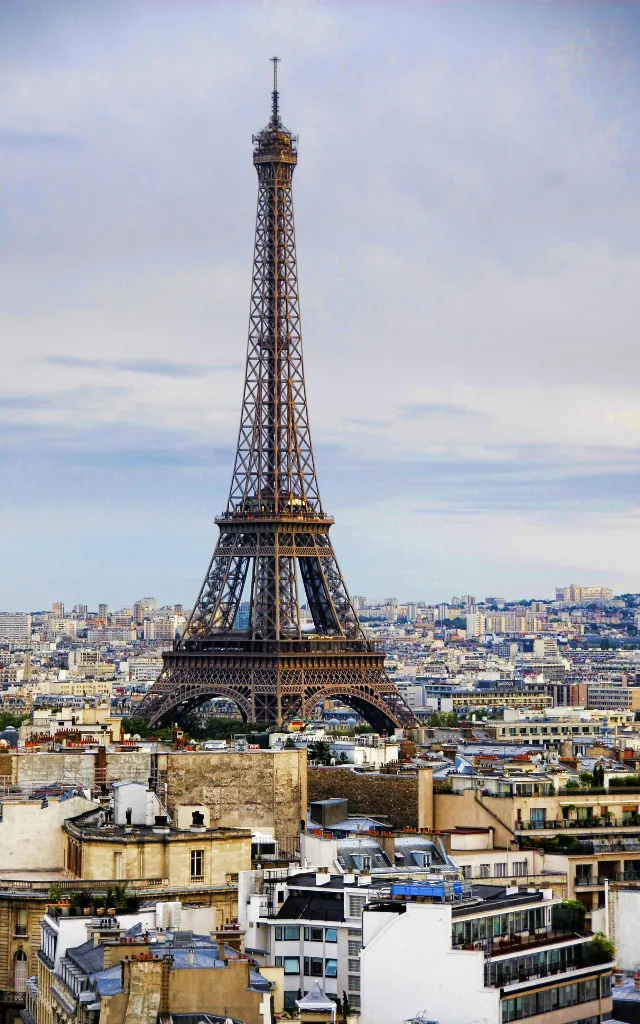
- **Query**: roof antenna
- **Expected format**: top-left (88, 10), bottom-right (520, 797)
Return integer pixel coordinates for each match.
top-left (271, 55), bottom-right (280, 125)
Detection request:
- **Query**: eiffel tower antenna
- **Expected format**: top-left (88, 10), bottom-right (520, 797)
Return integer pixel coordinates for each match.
top-left (271, 56), bottom-right (280, 125)
top-left (138, 62), bottom-right (416, 732)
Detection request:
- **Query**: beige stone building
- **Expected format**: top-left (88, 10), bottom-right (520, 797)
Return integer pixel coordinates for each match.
top-left (63, 805), bottom-right (251, 892)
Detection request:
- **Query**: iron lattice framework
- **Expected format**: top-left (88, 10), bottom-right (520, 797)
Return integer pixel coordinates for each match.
top-left (139, 62), bottom-right (416, 732)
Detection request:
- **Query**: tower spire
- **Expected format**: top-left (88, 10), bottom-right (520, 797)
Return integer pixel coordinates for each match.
top-left (271, 55), bottom-right (280, 125)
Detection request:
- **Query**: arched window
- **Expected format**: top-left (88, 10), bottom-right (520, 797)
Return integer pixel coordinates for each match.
top-left (14, 949), bottom-right (27, 992)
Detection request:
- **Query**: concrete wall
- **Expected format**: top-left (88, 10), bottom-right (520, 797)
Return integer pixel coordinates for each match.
top-left (160, 750), bottom-right (307, 841)
top-left (0, 795), bottom-right (97, 871)
top-left (3, 749), bottom-right (307, 844)
top-left (609, 887), bottom-right (640, 971)
top-left (361, 902), bottom-right (500, 1024)
top-left (435, 789), bottom-right (514, 848)
top-left (308, 767), bottom-right (433, 829)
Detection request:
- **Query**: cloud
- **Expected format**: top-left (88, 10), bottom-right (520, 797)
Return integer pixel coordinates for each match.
top-left (0, 0), bottom-right (639, 603)
top-left (43, 356), bottom-right (240, 377)
top-left (400, 403), bottom-right (489, 421)
top-left (0, 128), bottom-right (82, 152)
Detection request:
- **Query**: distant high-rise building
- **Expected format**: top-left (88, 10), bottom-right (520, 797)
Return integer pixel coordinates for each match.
top-left (98, 603), bottom-right (108, 620)
top-left (174, 604), bottom-right (183, 614)
top-left (556, 585), bottom-right (613, 604)
top-left (141, 597), bottom-right (158, 611)
top-left (466, 612), bottom-right (485, 639)
top-left (133, 601), bottom-right (146, 625)
top-left (352, 596), bottom-right (366, 610)
top-left (74, 604), bottom-right (88, 618)
top-left (0, 612), bottom-right (31, 642)
top-left (235, 601), bottom-right (250, 630)
top-left (51, 601), bottom-right (64, 618)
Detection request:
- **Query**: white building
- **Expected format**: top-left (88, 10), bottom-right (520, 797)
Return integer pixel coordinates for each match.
top-left (242, 870), bottom-right (375, 1012)
top-left (0, 612), bottom-right (31, 642)
top-left (361, 883), bottom-right (614, 1024)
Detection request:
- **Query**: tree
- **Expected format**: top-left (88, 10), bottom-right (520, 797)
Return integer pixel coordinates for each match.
top-left (307, 741), bottom-right (333, 765)
top-left (0, 712), bottom-right (27, 731)
top-left (284, 736), bottom-right (297, 749)
top-left (341, 992), bottom-right (351, 1023)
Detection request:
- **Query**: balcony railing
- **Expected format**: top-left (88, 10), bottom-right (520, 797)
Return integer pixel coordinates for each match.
top-left (453, 928), bottom-right (580, 956)
top-left (484, 947), bottom-right (613, 988)
top-left (517, 819), bottom-right (640, 831)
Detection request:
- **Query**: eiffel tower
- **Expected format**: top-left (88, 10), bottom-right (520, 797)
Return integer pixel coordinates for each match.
top-left (139, 61), bottom-right (416, 732)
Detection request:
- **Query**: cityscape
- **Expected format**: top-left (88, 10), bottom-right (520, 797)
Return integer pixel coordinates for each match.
top-left (2, 5), bottom-right (640, 1024)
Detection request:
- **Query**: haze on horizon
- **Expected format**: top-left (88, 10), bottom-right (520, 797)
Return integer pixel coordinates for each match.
top-left (1, 0), bottom-right (639, 609)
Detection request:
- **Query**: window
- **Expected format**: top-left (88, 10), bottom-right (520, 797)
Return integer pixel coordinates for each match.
top-left (304, 957), bottom-right (323, 976)
top-left (479, 864), bottom-right (491, 878)
top-left (15, 908), bottom-right (28, 937)
top-left (284, 991), bottom-right (298, 1011)
top-left (494, 863), bottom-right (507, 878)
top-left (529, 807), bottom-right (546, 826)
top-left (349, 975), bottom-right (361, 993)
top-left (113, 851), bottom-right (123, 879)
top-left (325, 959), bottom-right (338, 977)
top-left (275, 956), bottom-right (300, 975)
top-left (512, 861), bottom-right (527, 877)
top-left (326, 928), bottom-right (338, 943)
top-left (347, 959), bottom-right (359, 973)
top-left (348, 940), bottom-right (361, 956)
top-left (190, 848), bottom-right (204, 880)
top-left (501, 974), bottom-right (611, 1022)
top-left (304, 927), bottom-right (324, 942)
top-left (14, 951), bottom-right (28, 993)
top-left (348, 895), bottom-right (367, 919)
top-left (275, 926), bottom-right (300, 941)
top-left (461, 865), bottom-right (472, 879)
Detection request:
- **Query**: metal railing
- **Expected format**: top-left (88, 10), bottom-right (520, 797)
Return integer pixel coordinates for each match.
top-left (517, 819), bottom-right (640, 831)
top-left (453, 929), bottom-right (582, 956)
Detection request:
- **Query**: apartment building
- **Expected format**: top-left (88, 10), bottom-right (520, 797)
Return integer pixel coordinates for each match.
top-left (32, 904), bottom-right (275, 1024)
top-left (243, 870), bottom-right (376, 1012)
top-left (361, 882), bottom-right (613, 1024)
top-left (0, 614), bottom-right (31, 643)
top-left (63, 783), bottom-right (251, 895)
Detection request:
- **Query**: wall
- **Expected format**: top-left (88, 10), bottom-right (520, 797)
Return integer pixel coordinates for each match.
top-left (360, 902), bottom-right (500, 1024)
top-left (168, 960), bottom-right (263, 1024)
top-left (308, 768), bottom-right (433, 829)
top-left (3, 750), bottom-right (306, 844)
top-left (160, 750), bottom-right (307, 841)
top-left (609, 887), bottom-right (640, 971)
top-left (69, 830), bottom-right (251, 887)
top-left (0, 795), bottom-right (97, 871)
top-left (435, 790), bottom-right (514, 848)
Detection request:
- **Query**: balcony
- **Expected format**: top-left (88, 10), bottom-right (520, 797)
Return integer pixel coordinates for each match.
top-left (453, 928), bottom-right (580, 956)
top-left (516, 819), bottom-right (640, 833)
top-left (484, 945), bottom-right (614, 988)
top-left (574, 877), bottom-right (606, 889)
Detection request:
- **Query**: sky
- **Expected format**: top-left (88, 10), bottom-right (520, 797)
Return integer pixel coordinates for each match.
top-left (1, 0), bottom-right (640, 610)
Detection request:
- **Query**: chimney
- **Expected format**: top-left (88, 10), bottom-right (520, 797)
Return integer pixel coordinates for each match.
top-left (315, 870), bottom-right (330, 886)
top-left (376, 833), bottom-right (396, 864)
top-left (613, 970), bottom-right (623, 987)
top-left (343, 873), bottom-right (355, 884)
top-left (187, 948), bottom-right (194, 966)
top-left (358, 873), bottom-right (372, 886)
